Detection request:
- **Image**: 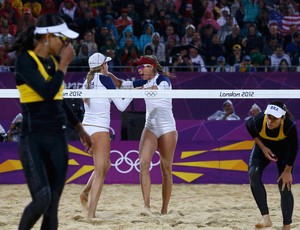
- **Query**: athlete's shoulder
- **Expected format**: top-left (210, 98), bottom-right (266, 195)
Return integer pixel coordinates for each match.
top-left (99, 75), bottom-right (116, 89)
top-left (156, 74), bottom-right (171, 86)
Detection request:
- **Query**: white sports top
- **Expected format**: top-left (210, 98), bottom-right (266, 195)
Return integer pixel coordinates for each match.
top-left (122, 74), bottom-right (176, 135)
top-left (82, 73), bottom-right (132, 128)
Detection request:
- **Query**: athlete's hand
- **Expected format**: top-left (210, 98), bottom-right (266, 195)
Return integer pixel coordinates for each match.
top-left (59, 43), bottom-right (76, 74)
top-left (278, 171), bottom-right (292, 191)
top-left (75, 123), bottom-right (93, 155)
top-left (261, 146), bottom-right (277, 162)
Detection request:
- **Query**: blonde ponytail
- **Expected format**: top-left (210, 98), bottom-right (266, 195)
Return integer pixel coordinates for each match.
top-left (83, 67), bottom-right (101, 107)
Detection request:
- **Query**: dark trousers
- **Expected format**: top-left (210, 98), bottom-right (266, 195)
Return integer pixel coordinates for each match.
top-left (18, 131), bottom-right (68, 230)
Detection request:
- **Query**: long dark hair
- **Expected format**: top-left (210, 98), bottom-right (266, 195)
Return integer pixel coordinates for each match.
top-left (269, 100), bottom-right (293, 120)
top-left (9, 14), bottom-right (66, 53)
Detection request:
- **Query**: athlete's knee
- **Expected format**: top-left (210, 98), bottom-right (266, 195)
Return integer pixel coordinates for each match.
top-left (33, 186), bottom-right (51, 213)
top-left (160, 162), bottom-right (172, 178)
top-left (139, 156), bottom-right (151, 171)
top-left (278, 181), bottom-right (293, 197)
top-left (248, 166), bottom-right (262, 186)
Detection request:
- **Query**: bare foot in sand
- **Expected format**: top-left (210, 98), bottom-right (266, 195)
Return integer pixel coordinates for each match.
top-left (255, 214), bottom-right (272, 228)
top-left (80, 192), bottom-right (89, 209)
top-left (282, 224), bottom-right (291, 230)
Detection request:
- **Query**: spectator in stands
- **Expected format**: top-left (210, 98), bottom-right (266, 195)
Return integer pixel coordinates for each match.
top-left (0, 0), bottom-right (21, 26)
top-left (181, 24), bottom-right (195, 45)
top-left (263, 57), bottom-right (272, 72)
top-left (165, 35), bottom-right (177, 64)
top-left (58, 0), bottom-right (80, 21)
top-left (213, 0), bottom-right (228, 19)
top-left (118, 25), bottom-right (139, 49)
top-left (218, 14), bottom-right (235, 44)
top-left (6, 112), bottom-right (22, 142)
top-left (223, 24), bottom-right (242, 57)
top-left (126, 2), bottom-right (141, 36)
top-left (17, 7), bottom-right (36, 32)
top-left (79, 30), bottom-right (98, 58)
top-left (189, 45), bottom-right (207, 72)
top-left (241, 23), bottom-right (263, 55)
top-left (241, 0), bottom-right (260, 25)
top-left (99, 36), bottom-right (116, 56)
top-left (283, 24), bottom-right (298, 49)
top-left (0, 24), bottom-right (15, 47)
top-left (270, 44), bottom-right (291, 72)
top-left (118, 37), bottom-right (140, 71)
top-left (139, 23), bottom-right (155, 52)
top-left (285, 32), bottom-right (300, 62)
top-left (0, 45), bottom-right (12, 69)
top-left (144, 45), bottom-right (153, 55)
top-left (4, 0), bottom-right (23, 16)
top-left (40, 0), bottom-right (56, 15)
top-left (106, 49), bottom-right (122, 71)
top-left (204, 33), bottom-right (224, 67)
top-left (70, 44), bottom-right (89, 67)
top-left (144, 32), bottom-right (166, 65)
top-left (262, 36), bottom-right (278, 59)
top-left (217, 7), bottom-right (237, 28)
top-left (256, 1), bottom-right (270, 38)
top-left (114, 8), bottom-right (133, 38)
top-left (175, 54), bottom-right (195, 72)
top-left (160, 24), bottom-right (180, 45)
top-left (23, 0), bottom-right (41, 18)
top-left (264, 21), bottom-right (284, 46)
top-left (245, 103), bottom-right (261, 120)
top-left (207, 99), bottom-right (240, 121)
top-left (0, 122), bottom-right (7, 142)
top-left (95, 25), bottom-right (110, 50)
top-left (278, 59), bottom-right (292, 72)
top-left (190, 31), bottom-right (203, 50)
top-left (249, 47), bottom-right (265, 72)
top-left (227, 44), bottom-right (244, 66)
top-left (234, 55), bottom-right (256, 72)
top-left (75, 8), bottom-right (98, 38)
top-left (198, 8), bottom-right (219, 32)
top-left (214, 55), bottom-right (231, 72)
top-left (101, 15), bottom-right (119, 42)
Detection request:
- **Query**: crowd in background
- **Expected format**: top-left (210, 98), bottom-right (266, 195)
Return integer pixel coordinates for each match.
top-left (1, 0), bottom-right (300, 73)
top-left (1, 0), bottom-right (300, 141)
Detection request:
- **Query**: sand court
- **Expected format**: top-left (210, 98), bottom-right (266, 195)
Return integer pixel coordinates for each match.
top-left (0, 183), bottom-right (300, 229)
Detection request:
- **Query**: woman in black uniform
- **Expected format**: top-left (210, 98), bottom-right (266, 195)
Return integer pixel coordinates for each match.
top-left (246, 101), bottom-right (298, 230)
top-left (10, 14), bottom-right (92, 230)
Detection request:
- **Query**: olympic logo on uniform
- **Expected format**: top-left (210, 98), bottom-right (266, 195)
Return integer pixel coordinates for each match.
top-left (110, 150), bottom-right (160, 174)
top-left (144, 91), bottom-right (158, 97)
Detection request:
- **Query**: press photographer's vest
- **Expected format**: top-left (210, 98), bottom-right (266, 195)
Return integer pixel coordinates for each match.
top-left (17, 50), bottom-right (64, 103)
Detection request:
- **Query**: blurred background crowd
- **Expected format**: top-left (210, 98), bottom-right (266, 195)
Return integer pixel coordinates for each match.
top-left (0, 0), bottom-right (300, 73)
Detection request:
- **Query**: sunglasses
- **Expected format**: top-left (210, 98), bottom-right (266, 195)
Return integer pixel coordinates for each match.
top-left (53, 33), bottom-right (70, 43)
top-left (137, 64), bottom-right (152, 71)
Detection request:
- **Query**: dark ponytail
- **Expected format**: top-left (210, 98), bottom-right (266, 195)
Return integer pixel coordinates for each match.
top-left (9, 14), bottom-right (66, 53)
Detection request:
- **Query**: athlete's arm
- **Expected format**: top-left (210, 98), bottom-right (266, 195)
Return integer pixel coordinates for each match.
top-left (15, 52), bottom-right (64, 100)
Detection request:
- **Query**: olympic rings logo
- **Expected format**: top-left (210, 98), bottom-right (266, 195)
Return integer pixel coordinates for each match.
top-left (110, 150), bottom-right (160, 174)
top-left (144, 91), bottom-right (158, 97)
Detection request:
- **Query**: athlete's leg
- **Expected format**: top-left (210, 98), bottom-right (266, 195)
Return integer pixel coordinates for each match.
top-left (88, 132), bottom-right (111, 218)
top-left (277, 161), bottom-right (294, 229)
top-left (158, 130), bottom-right (178, 215)
top-left (40, 132), bottom-right (69, 229)
top-left (248, 145), bottom-right (272, 228)
top-left (139, 128), bottom-right (157, 210)
top-left (80, 170), bottom-right (95, 209)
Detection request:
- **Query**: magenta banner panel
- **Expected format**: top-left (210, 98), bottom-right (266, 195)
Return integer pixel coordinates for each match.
top-left (1, 121), bottom-right (300, 184)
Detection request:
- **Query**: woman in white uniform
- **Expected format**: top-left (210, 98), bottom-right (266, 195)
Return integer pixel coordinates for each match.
top-left (111, 55), bottom-right (178, 215)
top-left (79, 52), bottom-right (132, 218)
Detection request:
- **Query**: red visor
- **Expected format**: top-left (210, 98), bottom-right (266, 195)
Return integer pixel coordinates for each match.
top-left (134, 56), bottom-right (157, 67)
